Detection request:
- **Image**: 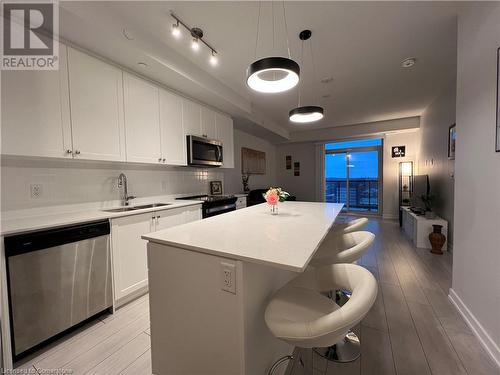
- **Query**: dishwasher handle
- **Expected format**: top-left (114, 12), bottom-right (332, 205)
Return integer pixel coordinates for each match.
top-left (4, 220), bottom-right (110, 257)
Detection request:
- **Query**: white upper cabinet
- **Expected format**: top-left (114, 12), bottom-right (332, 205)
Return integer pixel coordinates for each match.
top-left (216, 113), bottom-right (235, 168)
top-left (201, 106), bottom-right (217, 139)
top-left (67, 48), bottom-right (126, 161)
top-left (1, 44), bottom-right (72, 158)
top-left (159, 89), bottom-right (186, 166)
top-left (123, 73), bottom-right (162, 163)
top-left (182, 99), bottom-right (202, 137)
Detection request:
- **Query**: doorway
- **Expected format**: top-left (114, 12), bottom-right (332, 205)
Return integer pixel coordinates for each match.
top-left (324, 139), bottom-right (382, 214)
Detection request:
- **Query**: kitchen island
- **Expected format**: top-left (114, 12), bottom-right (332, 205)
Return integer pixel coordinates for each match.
top-left (142, 201), bottom-right (343, 375)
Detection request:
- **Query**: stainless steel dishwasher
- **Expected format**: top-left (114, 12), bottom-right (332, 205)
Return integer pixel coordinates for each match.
top-left (4, 220), bottom-right (112, 359)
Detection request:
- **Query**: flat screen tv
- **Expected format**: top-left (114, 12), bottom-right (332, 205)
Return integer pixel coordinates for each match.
top-left (411, 175), bottom-right (430, 211)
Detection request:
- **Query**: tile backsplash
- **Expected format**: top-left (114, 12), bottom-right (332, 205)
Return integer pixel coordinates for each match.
top-left (1, 158), bottom-right (224, 211)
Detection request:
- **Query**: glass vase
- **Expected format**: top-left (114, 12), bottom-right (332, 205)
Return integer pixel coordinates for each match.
top-left (270, 204), bottom-right (278, 215)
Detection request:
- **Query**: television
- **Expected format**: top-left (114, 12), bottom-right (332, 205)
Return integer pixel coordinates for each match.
top-left (411, 175), bottom-right (430, 211)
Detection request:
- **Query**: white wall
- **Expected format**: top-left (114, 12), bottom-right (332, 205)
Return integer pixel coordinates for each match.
top-left (450, 2), bottom-right (500, 368)
top-left (223, 129), bottom-right (277, 194)
top-left (418, 82), bottom-right (456, 247)
top-left (382, 131), bottom-right (420, 219)
top-left (276, 143), bottom-right (317, 201)
top-left (0, 158), bottom-right (223, 211)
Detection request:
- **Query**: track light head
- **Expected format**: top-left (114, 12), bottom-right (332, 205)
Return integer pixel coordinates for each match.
top-left (209, 51), bottom-right (218, 66)
top-left (171, 21), bottom-right (181, 38)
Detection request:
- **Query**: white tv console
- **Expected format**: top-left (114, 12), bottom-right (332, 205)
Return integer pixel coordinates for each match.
top-left (401, 206), bottom-right (448, 250)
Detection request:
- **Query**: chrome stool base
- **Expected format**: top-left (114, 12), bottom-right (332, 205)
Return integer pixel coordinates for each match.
top-left (268, 355), bottom-right (294, 375)
top-left (313, 331), bottom-right (360, 363)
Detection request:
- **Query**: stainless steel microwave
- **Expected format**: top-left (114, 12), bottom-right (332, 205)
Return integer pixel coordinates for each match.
top-left (187, 135), bottom-right (223, 167)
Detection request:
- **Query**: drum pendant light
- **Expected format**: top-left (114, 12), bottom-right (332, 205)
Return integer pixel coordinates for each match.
top-left (289, 30), bottom-right (325, 123)
top-left (246, 2), bottom-right (299, 94)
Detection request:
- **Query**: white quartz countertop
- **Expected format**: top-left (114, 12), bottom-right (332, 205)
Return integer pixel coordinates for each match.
top-left (143, 201), bottom-right (343, 272)
top-left (1, 200), bottom-right (202, 236)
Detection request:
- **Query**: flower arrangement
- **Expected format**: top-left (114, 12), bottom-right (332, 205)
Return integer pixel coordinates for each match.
top-left (263, 187), bottom-right (290, 205)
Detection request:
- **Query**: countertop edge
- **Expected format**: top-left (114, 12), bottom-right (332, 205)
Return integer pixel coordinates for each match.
top-left (144, 236), bottom-right (305, 273)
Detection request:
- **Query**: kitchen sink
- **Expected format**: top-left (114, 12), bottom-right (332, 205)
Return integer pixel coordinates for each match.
top-left (102, 207), bottom-right (139, 213)
top-left (102, 203), bottom-right (171, 213)
top-left (133, 203), bottom-right (171, 209)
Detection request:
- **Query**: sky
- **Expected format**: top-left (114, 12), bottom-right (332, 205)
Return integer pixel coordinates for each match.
top-left (325, 139), bottom-right (381, 179)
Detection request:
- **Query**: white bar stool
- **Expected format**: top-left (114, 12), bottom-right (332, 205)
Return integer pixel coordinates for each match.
top-left (332, 217), bottom-right (369, 234)
top-left (310, 231), bottom-right (375, 267)
top-left (265, 263), bottom-right (378, 374)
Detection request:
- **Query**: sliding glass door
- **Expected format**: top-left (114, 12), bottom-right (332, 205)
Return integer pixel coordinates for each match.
top-left (324, 139), bottom-right (382, 214)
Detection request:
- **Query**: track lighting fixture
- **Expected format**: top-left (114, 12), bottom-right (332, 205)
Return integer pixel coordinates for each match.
top-left (289, 30), bottom-right (325, 123)
top-left (170, 13), bottom-right (219, 66)
top-left (246, 1), bottom-right (300, 93)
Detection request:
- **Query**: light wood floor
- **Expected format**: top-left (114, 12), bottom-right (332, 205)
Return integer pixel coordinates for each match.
top-left (14, 218), bottom-right (499, 375)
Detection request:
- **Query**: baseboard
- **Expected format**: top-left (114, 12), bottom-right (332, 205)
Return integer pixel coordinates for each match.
top-left (382, 214), bottom-right (398, 220)
top-left (448, 288), bottom-right (500, 369)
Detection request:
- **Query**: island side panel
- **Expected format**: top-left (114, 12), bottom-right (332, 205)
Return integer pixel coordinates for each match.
top-left (147, 242), bottom-right (245, 375)
top-left (242, 261), bottom-right (296, 375)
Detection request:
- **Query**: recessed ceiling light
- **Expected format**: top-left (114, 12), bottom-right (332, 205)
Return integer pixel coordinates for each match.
top-left (401, 57), bottom-right (417, 68)
top-left (123, 28), bottom-right (135, 40)
top-left (137, 62), bottom-right (148, 68)
top-left (320, 77), bottom-right (334, 84)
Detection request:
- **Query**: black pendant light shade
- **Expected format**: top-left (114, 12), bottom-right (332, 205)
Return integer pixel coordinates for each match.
top-left (289, 106), bottom-right (324, 123)
top-left (246, 57), bottom-right (300, 93)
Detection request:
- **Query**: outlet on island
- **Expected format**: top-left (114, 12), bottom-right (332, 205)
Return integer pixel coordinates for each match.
top-left (220, 262), bottom-right (236, 294)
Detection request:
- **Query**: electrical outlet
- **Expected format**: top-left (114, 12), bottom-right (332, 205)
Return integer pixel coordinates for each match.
top-left (30, 184), bottom-right (43, 199)
top-left (220, 262), bottom-right (236, 294)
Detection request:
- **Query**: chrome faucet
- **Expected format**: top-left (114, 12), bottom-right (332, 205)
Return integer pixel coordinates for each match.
top-left (117, 173), bottom-right (136, 206)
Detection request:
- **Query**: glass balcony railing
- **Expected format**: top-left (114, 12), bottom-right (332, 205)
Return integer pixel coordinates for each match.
top-left (325, 178), bottom-right (379, 212)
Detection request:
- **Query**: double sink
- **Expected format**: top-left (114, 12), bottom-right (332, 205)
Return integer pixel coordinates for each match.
top-left (102, 203), bottom-right (171, 213)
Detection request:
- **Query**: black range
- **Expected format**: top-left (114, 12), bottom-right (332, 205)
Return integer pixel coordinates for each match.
top-left (176, 195), bottom-right (238, 219)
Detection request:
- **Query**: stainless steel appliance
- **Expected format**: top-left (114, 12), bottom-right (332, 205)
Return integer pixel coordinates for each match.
top-left (187, 135), bottom-right (223, 167)
top-left (4, 220), bottom-right (112, 359)
top-left (176, 195), bottom-right (237, 218)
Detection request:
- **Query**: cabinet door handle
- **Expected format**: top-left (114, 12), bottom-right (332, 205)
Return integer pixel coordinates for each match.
top-left (158, 157), bottom-right (162, 162)
top-left (162, 158), bottom-right (166, 163)
top-left (74, 150), bottom-right (81, 155)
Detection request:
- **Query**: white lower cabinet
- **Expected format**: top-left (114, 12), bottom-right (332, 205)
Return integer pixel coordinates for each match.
top-left (111, 212), bottom-right (153, 302)
top-left (111, 205), bottom-right (201, 303)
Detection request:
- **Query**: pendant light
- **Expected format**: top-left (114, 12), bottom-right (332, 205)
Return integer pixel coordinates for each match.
top-left (289, 30), bottom-right (324, 123)
top-left (246, 2), bottom-right (299, 94)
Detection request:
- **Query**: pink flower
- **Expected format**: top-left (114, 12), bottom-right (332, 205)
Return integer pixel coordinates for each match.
top-left (266, 191), bottom-right (279, 205)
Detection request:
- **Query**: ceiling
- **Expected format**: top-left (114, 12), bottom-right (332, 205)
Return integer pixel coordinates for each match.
top-left (59, 1), bottom-right (458, 138)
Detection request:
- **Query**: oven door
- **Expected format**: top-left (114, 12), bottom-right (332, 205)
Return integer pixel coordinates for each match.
top-left (187, 135), bottom-right (223, 167)
top-left (204, 203), bottom-right (236, 218)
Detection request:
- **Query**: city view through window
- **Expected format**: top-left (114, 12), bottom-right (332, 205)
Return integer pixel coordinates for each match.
top-left (325, 139), bottom-right (382, 213)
